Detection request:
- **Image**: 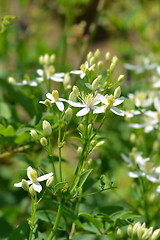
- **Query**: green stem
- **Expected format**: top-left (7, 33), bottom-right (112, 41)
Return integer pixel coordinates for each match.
top-left (140, 177), bottom-right (150, 224)
top-left (49, 138), bottom-right (58, 184)
top-left (58, 120), bottom-right (62, 182)
top-left (29, 193), bottom-right (37, 240)
top-left (47, 200), bottom-right (63, 240)
top-left (74, 187), bottom-right (117, 199)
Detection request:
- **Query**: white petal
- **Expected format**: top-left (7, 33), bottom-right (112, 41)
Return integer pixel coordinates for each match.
top-left (53, 73), bottom-right (65, 77)
top-left (39, 101), bottom-right (45, 105)
top-left (146, 174), bottom-right (159, 183)
top-left (56, 101), bottom-right (64, 111)
top-left (50, 76), bottom-right (64, 82)
top-left (157, 66), bottom-right (160, 75)
top-left (80, 72), bottom-right (85, 79)
top-left (37, 172), bottom-right (53, 182)
top-left (14, 180), bottom-right (32, 187)
top-left (155, 166), bottom-right (160, 173)
top-left (156, 186), bottom-right (160, 194)
top-left (70, 70), bottom-right (82, 75)
top-left (33, 182), bottom-right (42, 193)
top-left (29, 81), bottom-right (38, 87)
top-left (144, 110), bottom-right (157, 118)
top-left (46, 93), bottom-right (54, 102)
top-left (36, 77), bottom-right (44, 82)
top-left (37, 69), bottom-right (43, 76)
top-left (154, 97), bottom-right (160, 111)
top-left (127, 171), bottom-right (141, 178)
top-left (85, 83), bottom-right (92, 90)
top-left (27, 166), bottom-right (34, 181)
top-left (97, 94), bottom-right (108, 105)
top-left (142, 98), bottom-right (152, 107)
top-left (121, 153), bottom-right (131, 164)
top-left (76, 107), bottom-right (90, 117)
top-left (129, 123), bottom-right (145, 129)
top-left (153, 81), bottom-right (160, 88)
top-left (144, 125), bottom-right (154, 133)
top-left (88, 64), bottom-right (95, 71)
top-left (93, 105), bottom-right (105, 114)
top-left (68, 100), bottom-right (85, 107)
top-left (113, 97), bottom-right (125, 106)
top-left (85, 61), bottom-right (89, 68)
top-left (111, 106), bottom-right (124, 116)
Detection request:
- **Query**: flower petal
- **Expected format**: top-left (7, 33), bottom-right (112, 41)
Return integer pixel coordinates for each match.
top-left (127, 171), bottom-right (142, 178)
top-left (121, 153), bottom-right (131, 164)
top-left (76, 107), bottom-right (90, 117)
top-left (50, 76), bottom-right (64, 82)
top-left (27, 166), bottom-right (34, 181)
top-left (111, 106), bottom-right (124, 116)
top-left (113, 97), bottom-right (125, 106)
top-left (37, 172), bottom-right (53, 182)
top-left (93, 106), bottom-right (105, 114)
top-left (68, 100), bottom-right (85, 108)
top-left (146, 174), bottom-right (159, 183)
top-left (54, 73), bottom-right (65, 77)
top-left (33, 182), bottom-right (42, 193)
top-left (46, 93), bottom-right (54, 102)
top-left (14, 180), bottom-right (32, 187)
top-left (70, 70), bottom-right (82, 75)
top-left (56, 101), bottom-right (64, 112)
top-left (37, 69), bottom-right (43, 76)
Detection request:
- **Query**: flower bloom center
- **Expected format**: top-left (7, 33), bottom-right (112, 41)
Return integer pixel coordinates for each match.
top-left (30, 170), bottom-right (37, 183)
top-left (107, 95), bottom-right (115, 107)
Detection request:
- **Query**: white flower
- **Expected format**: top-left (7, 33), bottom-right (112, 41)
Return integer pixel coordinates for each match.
top-left (14, 166), bottom-right (53, 193)
top-left (37, 69), bottom-right (65, 82)
top-left (130, 110), bottom-right (160, 133)
top-left (40, 92), bottom-right (67, 112)
top-left (70, 61), bottom-right (95, 79)
top-left (121, 152), bottom-right (150, 178)
top-left (124, 58), bottom-right (157, 74)
top-left (93, 94), bottom-right (125, 116)
top-left (124, 109), bottom-right (141, 118)
top-left (68, 93), bottom-right (100, 117)
top-left (128, 91), bottom-right (153, 108)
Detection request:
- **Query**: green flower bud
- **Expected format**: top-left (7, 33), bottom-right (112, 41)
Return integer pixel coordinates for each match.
top-left (72, 85), bottom-right (80, 96)
top-left (65, 107), bottom-right (73, 121)
top-left (105, 52), bottom-right (110, 62)
top-left (127, 224), bottom-right (133, 237)
top-left (92, 75), bottom-right (102, 91)
top-left (39, 55), bottom-right (44, 65)
top-left (44, 54), bottom-right (50, 65)
top-left (89, 56), bottom-right (95, 66)
top-left (46, 176), bottom-right (54, 187)
top-left (30, 130), bottom-right (39, 140)
top-left (132, 222), bottom-right (141, 236)
top-left (29, 185), bottom-right (35, 197)
top-left (77, 123), bottom-right (84, 133)
top-left (44, 99), bottom-right (52, 108)
top-left (87, 51), bottom-right (93, 62)
top-left (142, 227), bottom-right (153, 240)
top-left (87, 124), bottom-right (92, 135)
top-left (63, 73), bottom-right (71, 91)
top-left (43, 120), bottom-right (52, 136)
top-left (30, 170), bottom-right (37, 183)
top-left (98, 61), bottom-right (103, 71)
top-left (91, 140), bottom-right (96, 146)
top-left (40, 137), bottom-right (48, 147)
top-left (77, 146), bottom-right (83, 157)
top-left (22, 179), bottom-right (29, 191)
top-left (94, 49), bottom-right (100, 59)
top-left (8, 76), bottom-right (16, 84)
top-left (151, 229), bottom-right (160, 240)
top-left (69, 91), bottom-right (77, 101)
top-left (48, 65), bottom-right (55, 76)
top-left (117, 228), bottom-right (123, 238)
top-left (96, 141), bottom-right (104, 147)
top-left (52, 90), bottom-right (59, 101)
top-left (50, 54), bottom-right (56, 63)
top-left (114, 86), bottom-right (121, 99)
top-left (118, 74), bottom-right (124, 82)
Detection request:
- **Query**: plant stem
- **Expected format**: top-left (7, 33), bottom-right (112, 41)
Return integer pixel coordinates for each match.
top-left (29, 193), bottom-right (37, 240)
top-left (49, 137), bottom-right (58, 184)
top-left (47, 200), bottom-right (63, 240)
top-left (58, 120), bottom-right (62, 182)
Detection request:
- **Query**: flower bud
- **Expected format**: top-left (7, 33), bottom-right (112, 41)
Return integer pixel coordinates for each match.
top-left (142, 227), bottom-right (153, 240)
top-left (89, 56), bottom-right (95, 66)
top-left (40, 137), bottom-right (48, 147)
top-left (94, 49), bottom-right (100, 59)
top-left (118, 74), bottom-right (124, 82)
top-left (48, 65), bottom-right (55, 76)
top-left (46, 176), bottom-right (54, 187)
top-left (96, 141), bottom-right (104, 147)
top-left (91, 140), bottom-right (96, 146)
top-left (132, 222), bottom-right (141, 235)
top-left (65, 107), bottom-right (73, 121)
top-left (30, 130), bottom-right (38, 140)
top-left (72, 85), bottom-right (80, 96)
top-left (105, 52), bottom-right (110, 62)
top-left (30, 170), bottom-right (37, 183)
top-left (87, 51), bottom-right (93, 62)
top-left (44, 54), bottom-right (50, 65)
top-left (44, 99), bottom-right (52, 108)
top-left (22, 179), bottom-right (29, 191)
top-left (50, 54), bottom-right (56, 63)
top-left (8, 76), bottom-right (16, 84)
top-left (92, 75), bottom-right (102, 91)
top-left (98, 61), bottom-right (103, 71)
top-left (110, 56), bottom-right (118, 73)
top-left (52, 90), bottom-right (59, 101)
top-left (43, 120), bottom-right (52, 136)
top-left (114, 86), bottom-right (121, 99)
top-left (69, 91), bottom-right (77, 101)
top-left (77, 146), bottom-right (83, 157)
top-left (151, 229), bottom-right (160, 240)
top-left (77, 123), bottom-right (84, 133)
top-left (117, 228), bottom-right (123, 238)
top-left (87, 124), bottom-right (92, 135)
top-left (29, 185), bottom-right (35, 197)
top-left (127, 224), bottom-right (133, 237)
top-left (63, 73), bottom-right (71, 91)
top-left (39, 55), bottom-right (44, 65)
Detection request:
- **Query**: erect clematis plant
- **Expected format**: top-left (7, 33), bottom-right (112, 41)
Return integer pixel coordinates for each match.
top-left (14, 166), bottom-right (53, 193)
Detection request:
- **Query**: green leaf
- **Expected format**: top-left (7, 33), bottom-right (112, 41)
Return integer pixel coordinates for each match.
top-left (8, 221), bottom-right (30, 240)
top-left (0, 124), bottom-right (15, 136)
top-left (110, 210), bottom-right (140, 221)
top-left (78, 169), bottom-right (93, 188)
top-left (79, 213), bottom-right (103, 231)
